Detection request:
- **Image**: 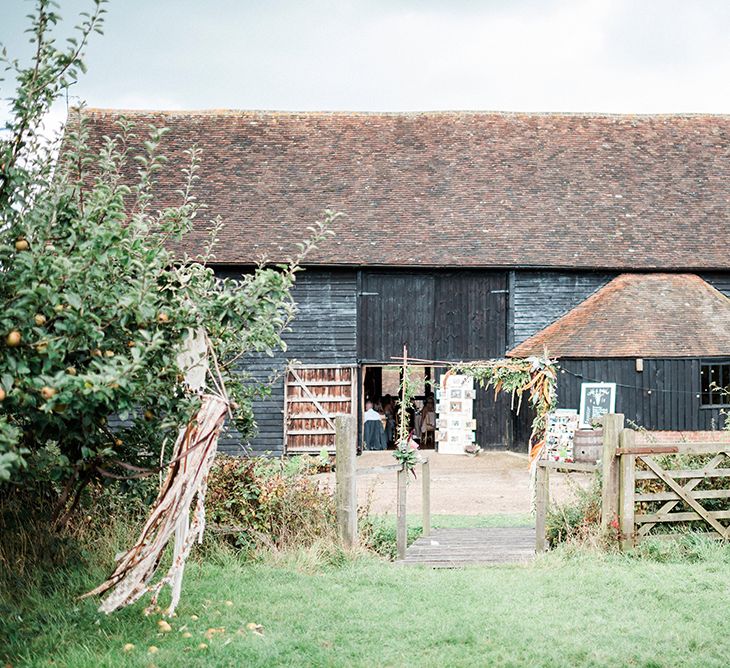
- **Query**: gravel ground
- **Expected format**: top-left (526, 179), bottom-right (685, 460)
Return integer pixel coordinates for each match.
top-left (318, 450), bottom-right (593, 516)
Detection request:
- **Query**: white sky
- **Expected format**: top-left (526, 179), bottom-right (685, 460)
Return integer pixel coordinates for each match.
top-left (2, 0), bottom-right (730, 126)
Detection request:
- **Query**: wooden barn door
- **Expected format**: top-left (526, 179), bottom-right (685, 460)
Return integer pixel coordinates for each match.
top-left (284, 365), bottom-right (357, 453)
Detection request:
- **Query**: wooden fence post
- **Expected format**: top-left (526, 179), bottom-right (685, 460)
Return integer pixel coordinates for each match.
top-left (618, 428), bottom-right (636, 550)
top-left (422, 459), bottom-right (431, 538)
top-left (335, 415), bottom-right (357, 548)
top-left (601, 413), bottom-right (624, 531)
top-left (535, 461), bottom-right (549, 552)
top-left (397, 467), bottom-right (408, 559)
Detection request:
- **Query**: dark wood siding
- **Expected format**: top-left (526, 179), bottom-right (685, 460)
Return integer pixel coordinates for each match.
top-left (359, 272), bottom-right (436, 362)
top-left (557, 358), bottom-right (728, 431)
top-left (433, 272), bottom-right (508, 360)
top-left (359, 270), bottom-right (512, 448)
top-left (359, 270), bottom-right (507, 362)
top-left (214, 268), bottom-right (730, 455)
top-left (702, 273), bottom-right (730, 298)
top-left (218, 269), bottom-right (357, 455)
top-left (511, 271), bottom-right (614, 346)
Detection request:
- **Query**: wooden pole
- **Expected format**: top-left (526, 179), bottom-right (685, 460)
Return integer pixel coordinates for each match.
top-left (618, 428), bottom-right (636, 551)
top-left (535, 461), bottom-right (549, 552)
top-left (397, 467), bottom-right (407, 559)
top-left (335, 415), bottom-right (357, 548)
top-left (601, 413), bottom-right (624, 531)
top-left (422, 458), bottom-right (431, 537)
top-left (398, 345), bottom-right (408, 448)
top-left (396, 344), bottom-right (409, 560)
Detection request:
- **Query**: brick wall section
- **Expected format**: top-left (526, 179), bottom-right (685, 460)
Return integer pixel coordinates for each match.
top-left (637, 431), bottom-right (730, 444)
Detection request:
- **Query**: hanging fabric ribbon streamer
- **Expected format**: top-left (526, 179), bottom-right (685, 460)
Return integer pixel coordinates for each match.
top-left (82, 329), bottom-right (231, 616)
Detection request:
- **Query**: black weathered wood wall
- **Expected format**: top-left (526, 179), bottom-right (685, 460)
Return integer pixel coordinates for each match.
top-left (702, 273), bottom-right (730, 298)
top-left (557, 358), bottom-right (727, 431)
top-left (217, 269), bottom-right (357, 455)
top-left (359, 270), bottom-right (513, 448)
top-left (510, 271), bottom-right (613, 346)
top-left (217, 268), bottom-right (730, 455)
top-left (359, 270), bottom-right (507, 361)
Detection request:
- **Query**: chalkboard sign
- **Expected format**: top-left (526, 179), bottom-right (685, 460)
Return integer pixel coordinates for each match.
top-left (579, 382), bottom-right (616, 428)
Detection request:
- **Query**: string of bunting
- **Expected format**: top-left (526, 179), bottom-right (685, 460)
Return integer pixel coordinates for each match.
top-left (556, 364), bottom-right (711, 398)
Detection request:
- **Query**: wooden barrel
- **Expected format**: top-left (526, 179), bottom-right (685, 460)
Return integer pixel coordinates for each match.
top-left (573, 429), bottom-right (602, 463)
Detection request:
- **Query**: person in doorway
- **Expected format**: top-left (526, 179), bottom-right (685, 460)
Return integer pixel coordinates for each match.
top-left (420, 396), bottom-right (436, 449)
top-left (363, 400), bottom-right (387, 451)
top-left (382, 395), bottom-right (396, 447)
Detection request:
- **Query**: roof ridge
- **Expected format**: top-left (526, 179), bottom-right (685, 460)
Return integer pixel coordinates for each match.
top-left (78, 107), bottom-right (730, 119)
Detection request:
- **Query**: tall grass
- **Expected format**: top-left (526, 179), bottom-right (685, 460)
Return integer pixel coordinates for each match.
top-left (0, 486), bottom-right (147, 601)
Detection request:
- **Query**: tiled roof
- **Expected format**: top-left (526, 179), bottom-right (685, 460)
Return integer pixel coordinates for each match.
top-left (80, 109), bottom-right (730, 269)
top-left (507, 274), bottom-right (730, 358)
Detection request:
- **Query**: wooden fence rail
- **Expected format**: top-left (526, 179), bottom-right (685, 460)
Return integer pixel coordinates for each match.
top-left (334, 416), bottom-right (431, 558)
top-left (536, 413), bottom-right (620, 552)
top-left (534, 458), bottom-right (599, 552)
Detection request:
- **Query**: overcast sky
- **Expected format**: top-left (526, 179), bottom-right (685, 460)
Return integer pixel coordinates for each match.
top-left (2, 0), bottom-right (730, 123)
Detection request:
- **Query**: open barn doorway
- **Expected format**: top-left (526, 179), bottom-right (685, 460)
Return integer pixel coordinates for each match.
top-left (361, 364), bottom-right (442, 450)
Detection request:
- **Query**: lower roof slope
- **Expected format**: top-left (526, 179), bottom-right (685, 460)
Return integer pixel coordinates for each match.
top-left (79, 109), bottom-right (730, 269)
top-left (507, 273), bottom-right (730, 358)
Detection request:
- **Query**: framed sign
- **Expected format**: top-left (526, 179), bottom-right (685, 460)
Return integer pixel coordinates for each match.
top-left (579, 382), bottom-right (616, 428)
top-left (545, 409), bottom-right (579, 462)
top-left (436, 374), bottom-right (476, 454)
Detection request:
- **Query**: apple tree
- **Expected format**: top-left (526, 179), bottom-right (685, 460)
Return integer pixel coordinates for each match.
top-left (0, 0), bottom-right (333, 523)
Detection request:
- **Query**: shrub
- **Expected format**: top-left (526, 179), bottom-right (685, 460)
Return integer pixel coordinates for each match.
top-left (628, 532), bottom-right (730, 563)
top-left (358, 515), bottom-right (422, 560)
top-left (0, 481), bottom-right (148, 602)
top-left (545, 472), bottom-right (611, 548)
top-left (205, 455), bottom-right (336, 555)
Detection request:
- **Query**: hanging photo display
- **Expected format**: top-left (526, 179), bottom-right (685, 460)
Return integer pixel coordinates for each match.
top-left (544, 409), bottom-right (579, 462)
top-left (436, 374), bottom-right (476, 454)
top-left (579, 382), bottom-right (617, 428)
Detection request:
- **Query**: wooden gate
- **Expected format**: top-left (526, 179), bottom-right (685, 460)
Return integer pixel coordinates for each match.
top-left (284, 365), bottom-right (357, 453)
top-left (533, 414), bottom-right (730, 552)
top-left (617, 433), bottom-right (730, 546)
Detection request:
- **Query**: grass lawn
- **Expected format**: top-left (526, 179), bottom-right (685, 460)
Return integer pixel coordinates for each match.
top-left (5, 530), bottom-right (730, 668)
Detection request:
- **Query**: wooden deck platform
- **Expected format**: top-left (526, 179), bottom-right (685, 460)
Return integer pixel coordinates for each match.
top-left (402, 527), bottom-right (536, 567)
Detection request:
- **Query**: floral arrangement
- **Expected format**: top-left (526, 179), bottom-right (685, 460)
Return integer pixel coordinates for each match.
top-left (393, 350), bottom-right (558, 473)
top-left (393, 429), bottom-right (419, 473)
top-left (448, 355), bottom-right (558, 463)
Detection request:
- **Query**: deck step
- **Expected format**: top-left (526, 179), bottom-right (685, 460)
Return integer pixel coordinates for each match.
top-left (402, 527), bottom-right (536, 567)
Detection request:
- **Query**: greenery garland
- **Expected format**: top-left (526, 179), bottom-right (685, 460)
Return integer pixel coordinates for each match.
top-left (450, 356), bottom-right (558, 460)
top-left (393, 352), bottom-right (558, 471)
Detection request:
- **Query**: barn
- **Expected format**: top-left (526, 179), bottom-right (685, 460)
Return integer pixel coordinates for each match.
top-left (81, 109), bottom-right (730, 454)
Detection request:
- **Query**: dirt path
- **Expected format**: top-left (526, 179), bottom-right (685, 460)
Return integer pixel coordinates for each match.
top-left (319, 451), bottom-right (592, 516)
